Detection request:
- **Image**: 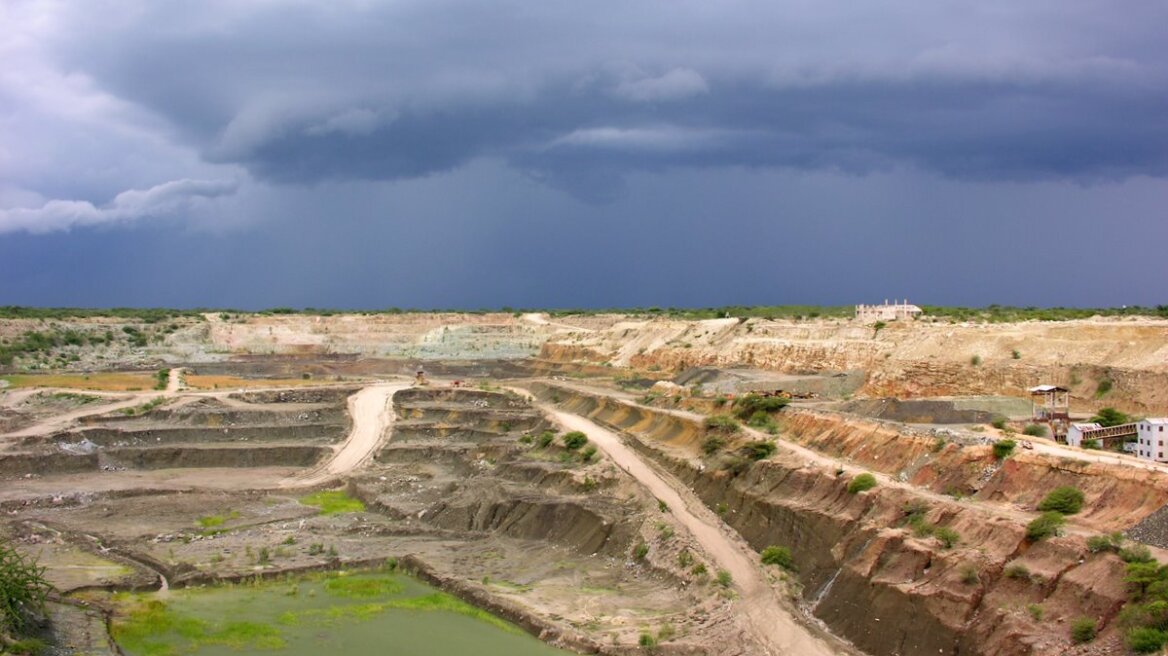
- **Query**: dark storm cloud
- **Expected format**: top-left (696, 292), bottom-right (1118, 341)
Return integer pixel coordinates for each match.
top-left (32, 0), bottom-right (1168, 197)
top-left (3, 1), bottom-right (1167, 310)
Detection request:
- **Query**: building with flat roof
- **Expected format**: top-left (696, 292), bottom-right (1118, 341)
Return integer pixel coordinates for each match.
top-left (855, 299), bottom-right (922, 323)
top-left (1136, 418), bottom-right (1168, 462)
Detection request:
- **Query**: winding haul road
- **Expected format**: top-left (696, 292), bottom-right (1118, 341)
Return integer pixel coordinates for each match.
top-left (281, 382), bottom-right (408, 488)
top-left (541, 404), bottom-right (845, 656)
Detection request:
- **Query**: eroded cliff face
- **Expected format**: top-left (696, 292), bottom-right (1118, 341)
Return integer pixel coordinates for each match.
top-left (540, 316), bottom-right (1168, 415)
top-left (529, 383), bottom-right (1141, 656)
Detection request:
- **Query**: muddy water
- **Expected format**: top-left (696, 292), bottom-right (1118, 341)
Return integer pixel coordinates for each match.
top-left (113, 571), bottom-right (570, 656)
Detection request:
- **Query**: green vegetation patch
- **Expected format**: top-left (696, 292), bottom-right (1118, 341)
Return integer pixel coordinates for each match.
top-left (112, 599), bottom-right (285, 656)
top-left (323, 574), bottom-right (404, 599)
top-left (1037, 487), bottom-right (1085, 515)
top-left (760, 546), bottom-right (795, 571)
top-left (847, 473), bottom-right (877, 494)
top-left (1025, 512), bottom-right (1065, 541)
top-left (300, 490), bottom-right (365, 515)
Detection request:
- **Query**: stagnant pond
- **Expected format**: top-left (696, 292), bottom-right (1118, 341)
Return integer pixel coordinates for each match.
top-left (109, 568), bottom-right (572, 656)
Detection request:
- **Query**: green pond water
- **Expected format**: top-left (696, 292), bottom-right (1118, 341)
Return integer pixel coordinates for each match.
top-left (111, 570), bottom-right (572, 656)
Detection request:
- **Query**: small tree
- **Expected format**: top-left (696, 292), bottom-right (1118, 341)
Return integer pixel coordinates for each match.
top-left (562, 431), bottom-right (588, 450)
top-left (0, 540), bottom-right (51, 645)
top-left (1070, 617), bottom-right (1097, 644)
top-left (760, 546), bottom-right (795, 571)
top-left (1090, 407), bottom-right (1130, 427)
top-left (1026, 512), bottom-right (1065, 541)
top-left (1037, 487), bottom-right (1085, 515)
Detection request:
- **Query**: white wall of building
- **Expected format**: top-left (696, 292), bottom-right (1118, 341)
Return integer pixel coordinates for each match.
top-left (1136, 419), bottom-right (1168, 462)
top-left (1067, 423), bottom-right (1101, 448)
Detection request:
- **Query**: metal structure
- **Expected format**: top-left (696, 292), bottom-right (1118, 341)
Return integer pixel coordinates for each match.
top-left (1029, 385), bottom-right (1070, 441)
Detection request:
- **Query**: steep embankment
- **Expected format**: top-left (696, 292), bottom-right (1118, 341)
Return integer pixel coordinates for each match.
top-left (202, 313), bottom-right (554, 359)
top-left (540, 316), bottom-right (1168, 415)
top-left (530, 383), bottom-right (1146, 656)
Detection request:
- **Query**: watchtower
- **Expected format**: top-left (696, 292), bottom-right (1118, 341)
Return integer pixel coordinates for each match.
top-left (1029, 385), bottom-right (1070, 441)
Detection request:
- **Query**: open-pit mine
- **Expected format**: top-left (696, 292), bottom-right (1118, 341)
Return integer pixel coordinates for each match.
top-left (2, 310), bottom-right (1168, 655)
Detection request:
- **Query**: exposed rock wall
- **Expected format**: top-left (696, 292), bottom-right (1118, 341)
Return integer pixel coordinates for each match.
top-left (541, 317), bottom-right (1168, 415)
top-left (529, 383), bottom-right (1136, 656)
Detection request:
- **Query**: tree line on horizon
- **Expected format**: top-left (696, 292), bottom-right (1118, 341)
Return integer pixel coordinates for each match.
top-left (1, 304), bottom-right (1165, 323)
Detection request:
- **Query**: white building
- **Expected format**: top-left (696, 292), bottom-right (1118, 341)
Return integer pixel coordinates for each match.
top-left (1135, 418), bottom-right (1168, 462)
top-left (1066, 422), bottom-right (1101, 448)
top-left (855, 299), bottom-right (923, 323)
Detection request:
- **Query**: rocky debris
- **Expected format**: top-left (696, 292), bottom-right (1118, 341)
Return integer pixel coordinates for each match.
top-left (1126, 502), bottom-right (1168, 549)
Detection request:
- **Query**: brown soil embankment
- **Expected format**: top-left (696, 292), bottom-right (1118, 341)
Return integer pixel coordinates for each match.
top-left (540, 317), bottom-right (1168, 416)
top-left (528, 383), bottom-right (1137, 656)
top-left (777, 409), bottom-right (1168, 532)
top-left (29, 424), bottom-right (344, 449)
top-left (0, 444), bottom-right (328, 477)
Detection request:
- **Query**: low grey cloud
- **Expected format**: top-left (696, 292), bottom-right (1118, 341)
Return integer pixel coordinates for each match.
top-left (0, 179), bottom-right (238, 234)
top-left (611, 68), bottom-right (709, 102)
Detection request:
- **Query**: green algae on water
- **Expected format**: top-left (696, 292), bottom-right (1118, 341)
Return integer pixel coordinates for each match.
top-left (110, 570), bottom-right (568, 656)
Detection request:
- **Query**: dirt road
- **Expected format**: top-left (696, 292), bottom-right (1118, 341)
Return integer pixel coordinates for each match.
top-left (282, 383), bottom-right (408, 487)
top-left (542, 405), bottom-right (846, 656)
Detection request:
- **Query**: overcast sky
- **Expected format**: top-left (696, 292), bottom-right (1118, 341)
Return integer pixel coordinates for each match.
top-left (1, 0), bottom-right (1165, 310)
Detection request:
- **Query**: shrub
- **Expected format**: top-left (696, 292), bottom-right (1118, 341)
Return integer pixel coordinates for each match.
top-left (760, 546), bottom-right (795, 571)
top-left (702, 436), bottom-right (726, 455)
top-left (1083, 439), bottom-right (1102, 450)
top-left (959, 564), bottom-right (980, 585)
top-left (705, 415), bottom-right (740, 433)
top-left (1012, 349), bottom-right (1021, 359)
top-left (715, 570), bottom-right (733, 587)
top-left (1037, 487), bottom-right (1084, 515)
top-left (934, 527), bottom-right (961, 549)
top-left (580, 445), bottom-right (598, 462)
top-left (992, 439), bottom-right (1016, 459)
top-left (746, 411), bottom-right (772, 428)
top-left (633, 543), bottom-right (649, 561)
top-left (1087, 533), bottom-right (1124, 554)
top-left (721, 456), bottom-right (750, 476)
top-left (970, 354), bottom-right (982, 366)
top-left (1070, 617), bottom-right (1097, 643)
top-left (1096, 379), bottom-right (1113, 398)
top-left (1026, 604), bottom-right (1043, 621)
top-left (1004, 563), bottom-right (1030, 580)
top-left (732, 394), bottom-right (789, 420)
top-left (638, 632), bottom-right (657, 648)
top-left (562, 431), bottom-right (588, 450)
top-left (742, 441), bottom-right (776, 461)
top-left (536, 430), bottom-right (556, 448)
top-left (847, 473), bottom-right (877, 494)
top-left (1026, 512), bottom-right (1065, 541)
top-left (1022, 424), bottom-right (1047, 437)
top-left (677, 550), bottom-right (694, 568)
top-left (0, 540), bottom-right (51, 640)
top-left (1120, 544), bottom-right (1154, 564)
top-left (1128, 627), bottom-right (1168, 653)
top-left (991, 417), bottom-right (1008, 430)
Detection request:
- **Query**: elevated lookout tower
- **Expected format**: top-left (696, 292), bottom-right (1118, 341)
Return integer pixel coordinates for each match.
top-left (1029, 385), bottom-right (1070, 441)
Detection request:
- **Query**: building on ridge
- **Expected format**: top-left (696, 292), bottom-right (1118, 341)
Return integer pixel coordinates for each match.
top-left (855, 299), bottom-right (922, 323)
